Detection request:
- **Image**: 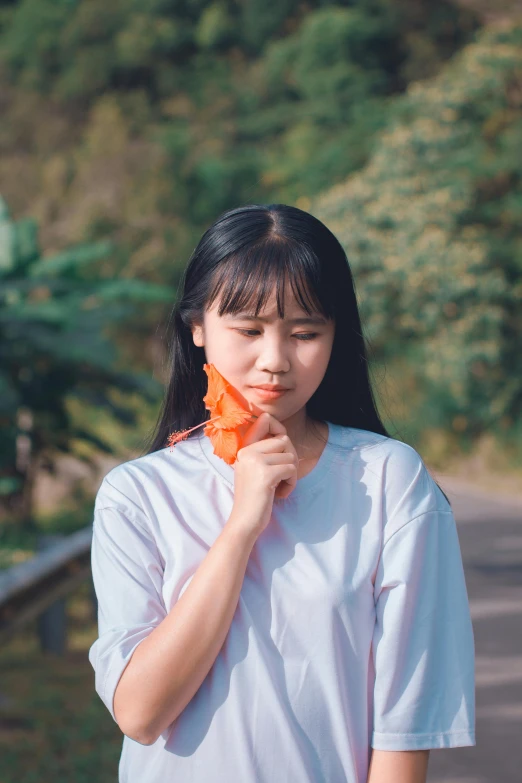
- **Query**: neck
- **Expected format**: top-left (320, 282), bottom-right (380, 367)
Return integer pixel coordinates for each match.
top-left (280, 411), bottom-right (327, 459)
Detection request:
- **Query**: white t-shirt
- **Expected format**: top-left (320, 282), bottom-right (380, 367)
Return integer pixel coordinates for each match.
top-left (88, 421), bottom-right (475, 783)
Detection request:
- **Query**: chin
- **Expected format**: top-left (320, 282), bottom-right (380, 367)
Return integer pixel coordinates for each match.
top-left (245, 399), bottom-right (264, 416)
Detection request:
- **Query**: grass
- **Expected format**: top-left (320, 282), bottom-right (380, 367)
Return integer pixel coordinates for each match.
top-left (0, 580), bottom-right (124, 783)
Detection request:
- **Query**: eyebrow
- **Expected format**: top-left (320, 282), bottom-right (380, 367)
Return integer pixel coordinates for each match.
top-left (228, 313), bottom-right (328, 325)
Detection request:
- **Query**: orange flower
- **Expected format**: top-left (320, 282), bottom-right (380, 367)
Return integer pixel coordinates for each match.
top-left (166, 363), bottom-right (256, 464)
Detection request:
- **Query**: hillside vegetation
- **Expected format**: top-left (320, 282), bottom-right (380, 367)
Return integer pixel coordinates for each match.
top-left (0, 0), bottom-right (479, 274)
top-left (315, 19), bottom-right (522, 462)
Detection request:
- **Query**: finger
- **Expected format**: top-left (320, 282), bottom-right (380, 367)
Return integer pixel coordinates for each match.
top-left (274, 464), bottom-right (298, 498)
top-left (262, 451), bottom-right (296, 465)
top-left (249, 435), bottom-right (292, 454)
top-left (240, 411), bottom-right (287, 448)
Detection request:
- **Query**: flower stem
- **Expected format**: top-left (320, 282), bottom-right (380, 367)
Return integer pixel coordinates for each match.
top-left (167, 412), bottom-right (258, 448)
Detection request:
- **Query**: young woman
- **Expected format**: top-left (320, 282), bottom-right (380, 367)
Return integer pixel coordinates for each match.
top-left (88, 203), bottom-right (475, 783)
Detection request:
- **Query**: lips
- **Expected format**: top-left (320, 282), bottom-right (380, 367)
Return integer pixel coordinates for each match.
top-left (251, 386), bottom-right (290, 400)
top-left (251, 385), bottom-right (291, 391)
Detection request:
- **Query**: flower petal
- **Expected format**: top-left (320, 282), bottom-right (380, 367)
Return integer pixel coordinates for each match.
top-left (204, 425), bottom-right (242, 465)
top-left (202, 363), bottom-right (229, 410)
top-left (213, 392), bottom-right (253, 429)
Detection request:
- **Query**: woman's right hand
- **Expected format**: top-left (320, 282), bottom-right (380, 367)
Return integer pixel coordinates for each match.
top-left (227, 411), bottom-right (298, 539)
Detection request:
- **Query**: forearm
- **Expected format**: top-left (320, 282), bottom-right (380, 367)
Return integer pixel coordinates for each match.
top-left (113, 520), bottom-right (257, 744)
top-left (367, 749), bottom-right (430, 783)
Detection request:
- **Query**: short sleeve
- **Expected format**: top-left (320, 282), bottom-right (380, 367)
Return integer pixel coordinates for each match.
top-left (371, 502), bottom-right (476, 750)
top-left (88, 481), bottom-right (167, 727)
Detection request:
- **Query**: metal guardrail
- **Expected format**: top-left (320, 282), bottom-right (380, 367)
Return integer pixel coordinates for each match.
top-left (0, 526), bottom-right (95, 651)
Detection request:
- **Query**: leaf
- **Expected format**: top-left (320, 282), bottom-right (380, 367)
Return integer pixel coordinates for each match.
top-left (28, 241), bottom-right (113, 278)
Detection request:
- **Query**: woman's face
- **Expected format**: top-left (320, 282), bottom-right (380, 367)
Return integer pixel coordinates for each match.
top-left (191, 286), bottom-right (335, 421)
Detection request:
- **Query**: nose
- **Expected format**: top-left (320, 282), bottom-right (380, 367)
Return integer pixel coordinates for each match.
top-left (255, 333), bottom-right (291, 374)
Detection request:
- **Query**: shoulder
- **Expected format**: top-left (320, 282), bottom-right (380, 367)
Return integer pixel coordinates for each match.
top-left (94, 433), bottom-right (206, 522)
top-left (339, 425), bottom-right (451, 540)
top-left (336, 424), bottom-right (427, 474)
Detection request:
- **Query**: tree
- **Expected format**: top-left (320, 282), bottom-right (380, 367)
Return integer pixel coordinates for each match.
top-left (0, 1), bottom-right (481, 274)
top-left (315, 20), bottom-right (522, 450)
top-left (0, 196), bottom-right (174, 525)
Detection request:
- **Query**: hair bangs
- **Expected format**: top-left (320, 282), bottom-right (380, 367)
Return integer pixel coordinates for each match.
top-left (205, 239), bottom-right (330, 321)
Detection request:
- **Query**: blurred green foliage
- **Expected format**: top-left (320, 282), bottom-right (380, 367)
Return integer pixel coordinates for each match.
top-left (0, 0), bottom-right (480, 276)
top-left (315, 21), bottom-right (522, 453)
top-left (0, 196), bottom-right (173, 523)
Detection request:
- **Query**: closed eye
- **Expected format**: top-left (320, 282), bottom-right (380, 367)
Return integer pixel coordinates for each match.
top-left (235, 329), bottom-right (318, 341)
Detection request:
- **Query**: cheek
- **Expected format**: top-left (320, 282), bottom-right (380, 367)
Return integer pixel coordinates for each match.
top-left (206, 331), bottom-right (244, 357)
top-left (299, 345), bottom-right (332, 388)
top-left (302, 340), bottom-right (332, 370)
top-left (204, 336), bottom-right (252, 378)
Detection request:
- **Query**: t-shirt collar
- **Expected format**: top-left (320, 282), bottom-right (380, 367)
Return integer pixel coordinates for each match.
top-left (196, 420), bottom-right (338, 499)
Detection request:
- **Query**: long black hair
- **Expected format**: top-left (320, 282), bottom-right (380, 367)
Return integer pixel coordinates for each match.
top-left (142, 203), bottom-right (451, 505)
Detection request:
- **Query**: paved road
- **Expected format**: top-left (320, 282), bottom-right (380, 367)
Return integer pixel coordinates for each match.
top-left (426, 479), bottom-right (522, 783)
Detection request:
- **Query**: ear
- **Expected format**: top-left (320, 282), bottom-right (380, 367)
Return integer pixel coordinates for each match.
top-left (191, 323), bottom-right (204, 347)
